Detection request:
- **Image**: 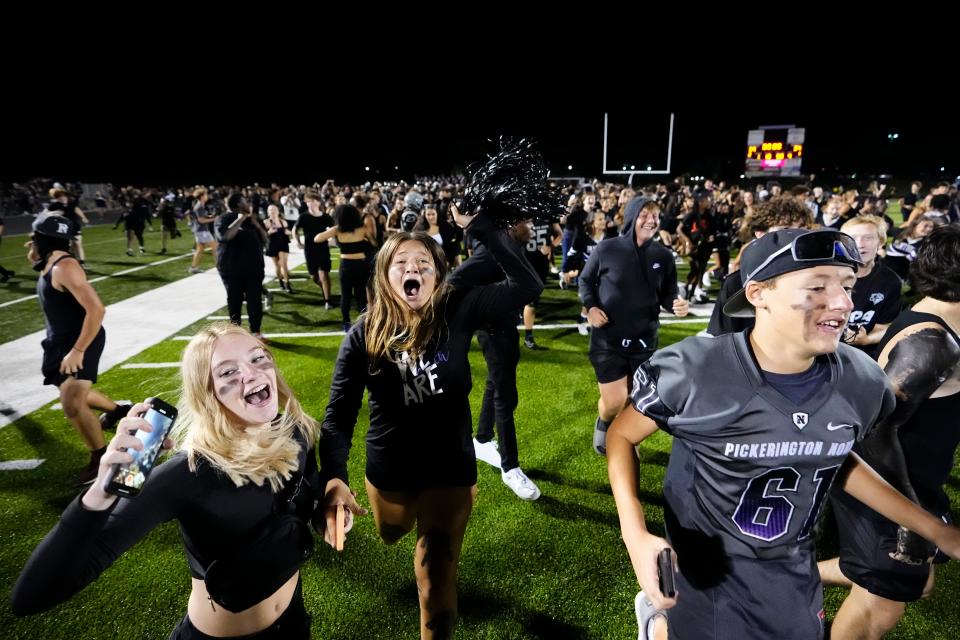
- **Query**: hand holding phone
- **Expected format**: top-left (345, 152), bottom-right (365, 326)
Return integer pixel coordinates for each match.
top-left (103, 398), bottom-right (177, 498)
top-left (657, 548), bottom-right (677, 599)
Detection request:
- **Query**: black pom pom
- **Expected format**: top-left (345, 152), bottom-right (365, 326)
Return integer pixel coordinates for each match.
top-left (461, 137), bottom-right (565, 228)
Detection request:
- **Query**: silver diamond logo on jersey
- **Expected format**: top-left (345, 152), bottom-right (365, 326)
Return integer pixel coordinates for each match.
top-left (792, 412), bottom-right (809, 430)
top-left (869, 293), bottom-right (885, 304)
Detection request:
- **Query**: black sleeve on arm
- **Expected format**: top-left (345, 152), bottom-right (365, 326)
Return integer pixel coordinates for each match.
top-left (857, 328), bottom-right (960, 494)
top-left (11, 459), bottom-right (185, 616)
top-left (457, 215), bottom-right (544, 326)
top-left (578, 244), bottom-right (601, 310)
top-left (319, 328), bottom-right (368, 485)
top-left (447, 244), bottom-right (502, 290)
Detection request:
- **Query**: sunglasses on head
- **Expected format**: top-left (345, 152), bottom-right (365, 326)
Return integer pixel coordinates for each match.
top-left (745, 230), bottom-right (863, 283)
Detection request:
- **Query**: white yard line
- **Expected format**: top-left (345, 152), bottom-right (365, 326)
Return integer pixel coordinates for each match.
top-left (0, 253), bottom-right (305, 427)
top-left (0, 252), bottom-right (193, 309)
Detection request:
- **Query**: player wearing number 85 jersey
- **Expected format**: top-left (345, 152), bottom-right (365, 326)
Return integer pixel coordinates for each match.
top-left (607, 229), bottom-right (960, 640)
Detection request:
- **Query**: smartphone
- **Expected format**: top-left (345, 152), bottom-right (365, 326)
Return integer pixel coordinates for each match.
top-left (657, 548), bottom-right (677, 598)
top-left (104, 399), bottom-right (176, 498)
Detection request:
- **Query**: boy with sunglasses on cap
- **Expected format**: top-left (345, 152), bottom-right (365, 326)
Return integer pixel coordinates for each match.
top-left (607, 228), bottom-right (960, 639)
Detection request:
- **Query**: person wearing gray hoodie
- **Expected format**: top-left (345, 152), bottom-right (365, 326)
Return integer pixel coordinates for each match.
top-left (579, 196), bottom-right (689, 455)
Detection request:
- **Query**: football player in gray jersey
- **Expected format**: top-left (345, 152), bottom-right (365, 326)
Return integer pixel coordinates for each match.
top-left (607, 228), bottom-right (960, 640)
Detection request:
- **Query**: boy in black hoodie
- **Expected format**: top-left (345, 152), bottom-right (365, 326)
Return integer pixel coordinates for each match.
top-left (579, 197), bottom-right (689, 455)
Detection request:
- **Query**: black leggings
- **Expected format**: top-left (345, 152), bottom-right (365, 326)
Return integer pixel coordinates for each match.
top-left (169, 578), bottom-right (310, 639)
top-left (220, 271), bottom-right (264, 333)
top-left (339, 258), bottom-right (369, 325)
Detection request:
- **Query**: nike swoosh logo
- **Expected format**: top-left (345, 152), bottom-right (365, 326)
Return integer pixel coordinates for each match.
top-left (827, 422), bottom-right (855, 431)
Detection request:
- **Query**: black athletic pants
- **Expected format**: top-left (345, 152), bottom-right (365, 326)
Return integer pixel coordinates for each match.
top-left (476, 326), bottom-right (521, 472)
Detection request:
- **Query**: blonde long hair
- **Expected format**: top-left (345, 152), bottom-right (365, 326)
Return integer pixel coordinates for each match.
top-left (172, 323), bottom-right (319, 492)
top-left (364, 232), bottom-right (451, 370)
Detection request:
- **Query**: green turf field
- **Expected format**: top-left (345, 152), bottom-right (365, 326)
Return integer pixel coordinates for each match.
top-left (1, 212), bottom-right (958, 639)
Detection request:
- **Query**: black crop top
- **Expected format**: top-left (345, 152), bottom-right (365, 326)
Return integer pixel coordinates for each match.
top-left (11, 435), bottom-right (320, 617)
top-left (337, 238), bottom-right (372, 255)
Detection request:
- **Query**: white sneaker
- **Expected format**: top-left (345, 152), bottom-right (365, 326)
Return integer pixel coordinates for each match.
top-left (501, 467), bottom-right (541, 501)
top-left (577, 322), bottom-right (589, 336)
top-left (473, 438), bottom-right (501, 468)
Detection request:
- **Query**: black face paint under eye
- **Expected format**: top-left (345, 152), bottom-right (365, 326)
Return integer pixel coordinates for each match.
top-left (791, 295), bottom-right (828, 339)
top-left (254, 359), bottom-right (275, 372)
top-left (218, 378), bottom-right (241, 397)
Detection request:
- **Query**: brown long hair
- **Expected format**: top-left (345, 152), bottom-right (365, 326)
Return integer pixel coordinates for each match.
top-left (364, 232), bottom-right (451, 371)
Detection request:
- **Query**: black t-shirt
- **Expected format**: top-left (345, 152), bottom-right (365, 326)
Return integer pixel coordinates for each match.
top-left (708, 273), bottom-right (755, 336)
top-left (216, 212), bottom-right (266, 276)
top-left (902, 192), bottom-right (918, 211)
top-left (295, 213), bottom-right (334, 255)
top-left (849, 263), bottom-right (902, 334)
top-left (763, 359), bottom-right (830, 406)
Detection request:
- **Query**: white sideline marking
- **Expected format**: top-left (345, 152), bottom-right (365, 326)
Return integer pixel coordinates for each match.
top-left (0, 254), bottom-right (305, 428)
top-left (0, 459), bottom-right (45, 471)
top-left (0, 253), bottom-right (193, 309)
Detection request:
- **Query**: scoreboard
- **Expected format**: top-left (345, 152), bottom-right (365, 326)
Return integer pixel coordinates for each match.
top-left (745, 126), bottom-right (805, 177)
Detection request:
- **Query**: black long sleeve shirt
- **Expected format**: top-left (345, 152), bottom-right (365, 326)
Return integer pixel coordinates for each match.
top-left (447, 233), bottom-right (528, 330)
top-left (319, 215), bottom-right (542, 490)
top-left (12, 441), bottom-right (319, 617)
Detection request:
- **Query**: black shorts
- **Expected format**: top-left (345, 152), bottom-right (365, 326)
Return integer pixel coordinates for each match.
top-left (41, 328), bottom-right (106, 386)
top-left (588, 334), bottom-right (655, 384)
top-left (832, 492), bottom-right (945, 602)
top-left (365, 431), bottom-right (478, 492)
top-left (661, 216), bottom-right (680, 234)
top-left (305, 250), bottom-right (331, 275)
top-left (169, 576), bottom-right (310, 639)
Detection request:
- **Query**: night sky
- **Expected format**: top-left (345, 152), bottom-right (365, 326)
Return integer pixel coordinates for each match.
top-left (4, 54), bottom-right (955, 188)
